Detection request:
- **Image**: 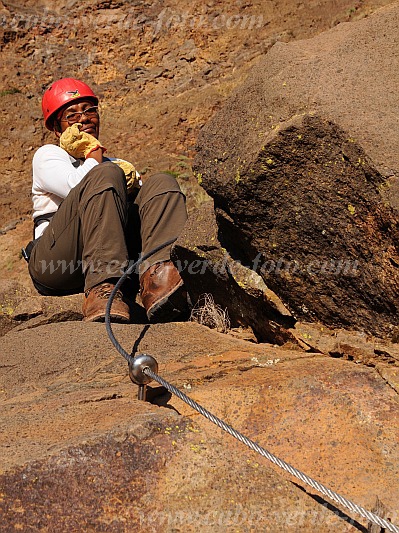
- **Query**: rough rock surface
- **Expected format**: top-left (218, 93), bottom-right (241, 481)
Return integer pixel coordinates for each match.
top-left (1, 320), bottom-right (399, 531)
top-left (195, 5), bottom-right (399, 336)
top-left (0, 279), bottom-right (84, 337)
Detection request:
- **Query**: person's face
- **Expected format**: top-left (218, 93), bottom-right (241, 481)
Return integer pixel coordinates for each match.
top-left (54, 99), bottom-right (100, 139)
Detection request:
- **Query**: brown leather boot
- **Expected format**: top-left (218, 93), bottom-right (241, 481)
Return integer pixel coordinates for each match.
top-left (140, 260), bottom-right (189, 323)
top-left (82, 282), bottom-right (130, 323)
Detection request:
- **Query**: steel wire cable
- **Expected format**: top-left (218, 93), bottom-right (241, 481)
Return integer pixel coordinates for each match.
top-left (105, 237), bottom-right (177, 359)
top-left (104, 239), bottom-right (399, 533)
top-left (143, 367), bottom-right (399, 533)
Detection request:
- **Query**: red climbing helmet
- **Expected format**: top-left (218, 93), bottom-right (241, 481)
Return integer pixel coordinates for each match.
top-left (41, 78), bottom-right (98, 130)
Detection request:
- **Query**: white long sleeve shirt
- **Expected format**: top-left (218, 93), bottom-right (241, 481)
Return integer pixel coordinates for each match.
top-left (32, 144), bottom-right (99, 238)
top-left (32, 144), bottom-right (140, 239)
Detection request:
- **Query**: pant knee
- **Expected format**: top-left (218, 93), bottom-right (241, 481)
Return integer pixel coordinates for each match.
top-left (88, 161), bottom-right (125, 188)
top-left (139, 173), bottom-right (184, 203)
top-left (80, 162), bottom-right (127, 204)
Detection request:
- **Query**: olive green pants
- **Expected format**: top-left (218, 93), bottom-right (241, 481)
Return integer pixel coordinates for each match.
top-left (28, 162), bottom-right (187, 296)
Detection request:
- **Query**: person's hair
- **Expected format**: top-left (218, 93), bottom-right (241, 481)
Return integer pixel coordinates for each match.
top-left (53, 118), bottom-right (62, 133)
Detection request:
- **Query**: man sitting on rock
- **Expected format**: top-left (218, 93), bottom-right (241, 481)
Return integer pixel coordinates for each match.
top-left (26, 77), bottom-right (189, 323)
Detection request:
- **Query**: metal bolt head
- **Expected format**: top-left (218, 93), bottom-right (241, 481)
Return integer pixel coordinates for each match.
top-left (129, 354), bottom-right (158, 385)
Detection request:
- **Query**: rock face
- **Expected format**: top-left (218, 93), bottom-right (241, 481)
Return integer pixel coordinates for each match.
top-left (0, 280), bottom-right (84, 337)
top-left (194, 4), bottom-right (399, 336)
top-left (1, 321), bottom-right (399, 531)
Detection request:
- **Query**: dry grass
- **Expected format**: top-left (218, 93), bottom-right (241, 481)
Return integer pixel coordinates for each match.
top-left (189, 293), bottom-right (230, 333)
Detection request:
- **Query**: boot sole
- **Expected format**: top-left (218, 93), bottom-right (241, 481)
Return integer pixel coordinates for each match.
top-left (147, 283), bottom-right (190, 323)
top-left (83, 312), bottom-right (130, 323)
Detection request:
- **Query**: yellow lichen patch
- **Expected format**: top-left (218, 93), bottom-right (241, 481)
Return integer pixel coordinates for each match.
top-left (0, 305), bottom-right (13, 316)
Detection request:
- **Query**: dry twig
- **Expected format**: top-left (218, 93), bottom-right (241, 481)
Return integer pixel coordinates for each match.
top-left (190, 293), bottom-right (230, 333)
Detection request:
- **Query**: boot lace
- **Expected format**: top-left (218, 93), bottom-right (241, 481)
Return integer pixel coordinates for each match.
top-left (86, 282), bottom-right (124, 301)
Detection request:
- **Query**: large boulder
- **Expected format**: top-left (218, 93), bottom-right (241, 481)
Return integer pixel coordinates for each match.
top-left (194, 4), bottom-right (399, 337)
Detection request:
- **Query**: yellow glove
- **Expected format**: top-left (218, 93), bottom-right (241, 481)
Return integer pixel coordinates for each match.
top-left (111, 159), bottom-right (140, 194)
top-left (59, 123), bottom-right (105, 159)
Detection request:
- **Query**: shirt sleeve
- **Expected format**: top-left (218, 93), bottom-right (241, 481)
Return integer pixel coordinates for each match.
top-left (33, 144), bottom-right (99, 199)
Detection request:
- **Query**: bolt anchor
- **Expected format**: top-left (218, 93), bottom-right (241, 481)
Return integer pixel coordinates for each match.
top-left (128, 354), bottom-right (158, 401)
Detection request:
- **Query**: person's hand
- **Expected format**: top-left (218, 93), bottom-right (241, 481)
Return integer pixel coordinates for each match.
top-left (60, 123), bottom-right (106, 159)
top-left (111, 159), bottom-right (140, 194)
